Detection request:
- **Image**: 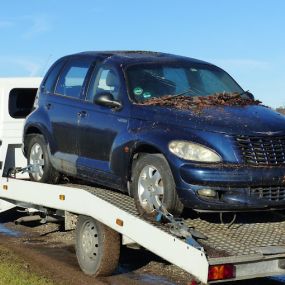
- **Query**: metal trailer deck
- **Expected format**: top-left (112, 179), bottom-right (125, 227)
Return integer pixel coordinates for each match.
top-left (1, 178), bottom-right (285, 284)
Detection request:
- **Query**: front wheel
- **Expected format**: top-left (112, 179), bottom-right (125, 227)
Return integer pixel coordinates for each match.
top-left (131, 154), bottom-right (184, 218)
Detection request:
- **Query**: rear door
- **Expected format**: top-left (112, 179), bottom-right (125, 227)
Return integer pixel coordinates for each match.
top-left (46, 58), bottom-right (92, 174)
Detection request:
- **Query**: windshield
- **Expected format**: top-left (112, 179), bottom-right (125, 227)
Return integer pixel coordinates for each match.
top-left (126, 63), bottom-right (243, 102)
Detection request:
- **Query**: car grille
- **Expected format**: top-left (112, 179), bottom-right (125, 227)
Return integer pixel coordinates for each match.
top-left (236, 136), bottom-right (285, 165)
top-left (249, 186), bottom-right (285, 201)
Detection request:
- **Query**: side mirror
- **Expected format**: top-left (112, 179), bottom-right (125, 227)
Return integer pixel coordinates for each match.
top-left (94, 93), bottom-right (122, 109)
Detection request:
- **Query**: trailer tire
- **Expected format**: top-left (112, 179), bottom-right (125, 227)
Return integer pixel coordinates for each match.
top-left (131, 154), bottom-right (184, 219)
top-left (27, 134), bottom-right (59, 183)
top-left (75, 215), bottom-right (120, 276)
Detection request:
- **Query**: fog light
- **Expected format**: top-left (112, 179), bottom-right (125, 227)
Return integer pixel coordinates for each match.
top-left (198, 189), bottom-right (217, 198)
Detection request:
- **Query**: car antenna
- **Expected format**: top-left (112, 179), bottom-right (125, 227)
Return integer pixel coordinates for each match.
top-left (41, 54), bottom-right (53, 76)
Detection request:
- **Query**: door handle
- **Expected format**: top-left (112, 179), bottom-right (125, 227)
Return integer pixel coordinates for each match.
top-left (77, 111), bottom-right (87, 118)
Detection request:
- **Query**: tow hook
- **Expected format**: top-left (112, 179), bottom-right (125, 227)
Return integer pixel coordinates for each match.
top-left (155, 205), bottom-right (207, 250)
top-left (7, 164), bottom-right (38, 178)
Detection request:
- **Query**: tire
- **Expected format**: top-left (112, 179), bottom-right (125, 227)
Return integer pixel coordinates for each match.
top-left (75, 215), bottom-right (120, 276)
top-left (26, 134), bottom-right (60, 183)
top-left (131, 154), bottom-right (184, 218)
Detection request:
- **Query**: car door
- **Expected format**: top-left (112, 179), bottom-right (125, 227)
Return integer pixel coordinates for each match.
top-left (46, 58), bottom-right (92, 175)
top-left (77, 63), bottom-right (129, 187)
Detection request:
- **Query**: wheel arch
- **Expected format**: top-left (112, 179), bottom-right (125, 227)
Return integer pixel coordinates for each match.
top-left (128, 143), bottom-right (164, 196)
top-left (23, 125), bottom-right (52, 156)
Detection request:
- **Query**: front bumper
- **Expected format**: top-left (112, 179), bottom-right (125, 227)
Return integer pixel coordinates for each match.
top-left (175, 163), bottom-right (285, 211)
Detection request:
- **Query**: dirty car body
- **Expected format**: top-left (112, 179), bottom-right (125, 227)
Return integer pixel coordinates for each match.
top-left (23, 51), bottom-right (285, 212)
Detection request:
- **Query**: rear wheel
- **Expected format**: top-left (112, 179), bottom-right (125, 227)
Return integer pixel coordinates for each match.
top-left (131, 154), bottom-right (184, 218)
top-left (75, 215), bottom-right (120, 276)
top-left (26, 134), bottom-right (59, 183)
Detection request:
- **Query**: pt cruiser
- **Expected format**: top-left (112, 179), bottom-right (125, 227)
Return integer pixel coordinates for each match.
top-left (23, 51), bottom-right (285, 216)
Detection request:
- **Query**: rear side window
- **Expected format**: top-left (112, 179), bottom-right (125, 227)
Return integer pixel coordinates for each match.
top-left (55, 60), bottom-right (91, 99)
top-left (43, 60), bottom-right (66, 94)
top-left (9, 88), bottom-right (38, 118)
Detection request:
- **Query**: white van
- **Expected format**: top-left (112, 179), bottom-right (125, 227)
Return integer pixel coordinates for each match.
top-left (0, 78), bottom-right (42, 176)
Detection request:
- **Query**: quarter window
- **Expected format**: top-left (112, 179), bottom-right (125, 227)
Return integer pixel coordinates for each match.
top-left (55, 61), bottom-right (90, 99)
top-left (43, 60), bottom-right (66, 94)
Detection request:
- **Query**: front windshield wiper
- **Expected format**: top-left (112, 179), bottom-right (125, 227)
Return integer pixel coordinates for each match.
top-left (238, 90), bottom-right (254, 99)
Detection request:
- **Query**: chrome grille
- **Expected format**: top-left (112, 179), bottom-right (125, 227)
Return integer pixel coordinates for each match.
top-left (249, 186), bottom-right (285, 201)
top-left (236, 136), bottom-right (285, 165)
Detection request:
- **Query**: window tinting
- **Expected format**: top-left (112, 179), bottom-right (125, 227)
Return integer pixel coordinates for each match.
top-left (9, 88), bottom-right (38, 118)
top-left (55, 61), bottom-right (90, 99)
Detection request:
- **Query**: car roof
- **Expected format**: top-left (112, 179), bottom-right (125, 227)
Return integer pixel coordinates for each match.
top-left (64, 51), bottom-right (213, 67)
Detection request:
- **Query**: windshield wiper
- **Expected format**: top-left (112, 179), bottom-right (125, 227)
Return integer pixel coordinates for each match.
top-left (238, 90), bottom-right (254, 99)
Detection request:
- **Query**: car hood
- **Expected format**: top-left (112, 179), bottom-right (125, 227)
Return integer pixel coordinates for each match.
top-left (131, 104), bottom-right (285, 136)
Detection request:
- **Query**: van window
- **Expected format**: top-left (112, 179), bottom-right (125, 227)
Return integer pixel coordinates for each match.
top-left (9, 88), bottom-right (38, 118)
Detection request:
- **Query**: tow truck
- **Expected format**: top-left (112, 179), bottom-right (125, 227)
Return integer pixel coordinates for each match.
top-left (1, 78), bottom-right (285, 284)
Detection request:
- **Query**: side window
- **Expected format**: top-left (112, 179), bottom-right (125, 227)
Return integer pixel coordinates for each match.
top-left (55, 60), bottom-right (91, 99)
top-left (86, 67), bottom-right (121, 102)
top-left (43, 60), bottom-right (66, 94)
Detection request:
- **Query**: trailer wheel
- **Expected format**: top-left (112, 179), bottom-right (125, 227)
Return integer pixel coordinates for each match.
top-left (27, 134), bottom-right (59, 183)
top-left (131, 154), bottom-right (184, 218)
top-left (75, 215), bottom-right (120, 276)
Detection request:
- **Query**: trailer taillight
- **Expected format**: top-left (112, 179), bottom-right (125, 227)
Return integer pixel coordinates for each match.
top-left (208, 264), bottom-right (235, 281)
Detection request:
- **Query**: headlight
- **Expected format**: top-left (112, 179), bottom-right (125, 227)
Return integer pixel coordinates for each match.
top-left (169, 140), bottom-right (221, 162)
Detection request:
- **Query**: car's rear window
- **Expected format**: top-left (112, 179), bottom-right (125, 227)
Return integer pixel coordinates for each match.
top-left (9, 88), bottom-right (38, 118)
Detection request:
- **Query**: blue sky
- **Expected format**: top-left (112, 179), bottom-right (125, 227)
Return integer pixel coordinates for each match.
top-left (0, 0), bottom-right (284, 108)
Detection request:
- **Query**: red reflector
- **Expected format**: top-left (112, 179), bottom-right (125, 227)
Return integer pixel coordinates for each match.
top-left (208, 264), bottom-right (235, 281)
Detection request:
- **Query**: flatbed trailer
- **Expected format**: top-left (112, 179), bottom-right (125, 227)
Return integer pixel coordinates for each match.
top-left (1, 78), bottom-right (285, 284)
top-left (1, 164), bottom-right (285, 284)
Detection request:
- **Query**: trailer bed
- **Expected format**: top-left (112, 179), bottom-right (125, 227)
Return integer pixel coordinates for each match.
top-left (71, 183), bottom-right (285, 262)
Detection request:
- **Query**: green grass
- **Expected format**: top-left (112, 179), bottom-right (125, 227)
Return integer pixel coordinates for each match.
top-left (0, 245), bottom-right (55, 285)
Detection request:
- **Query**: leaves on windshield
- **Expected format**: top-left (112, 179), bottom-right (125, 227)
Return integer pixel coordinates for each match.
top-left (140, 92), bottom-right (262, 111)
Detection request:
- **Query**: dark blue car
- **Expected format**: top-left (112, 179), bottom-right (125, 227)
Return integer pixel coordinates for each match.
top-left (23, 51), bottom-right (285, 216)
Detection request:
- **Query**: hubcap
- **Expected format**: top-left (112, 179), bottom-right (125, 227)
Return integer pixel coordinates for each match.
top-left (81, 220), bottom-right (99, 261)
top-left (138, 165), bottom-right (164, 213)
top-left (29, 143), bottom-right (45, 181)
